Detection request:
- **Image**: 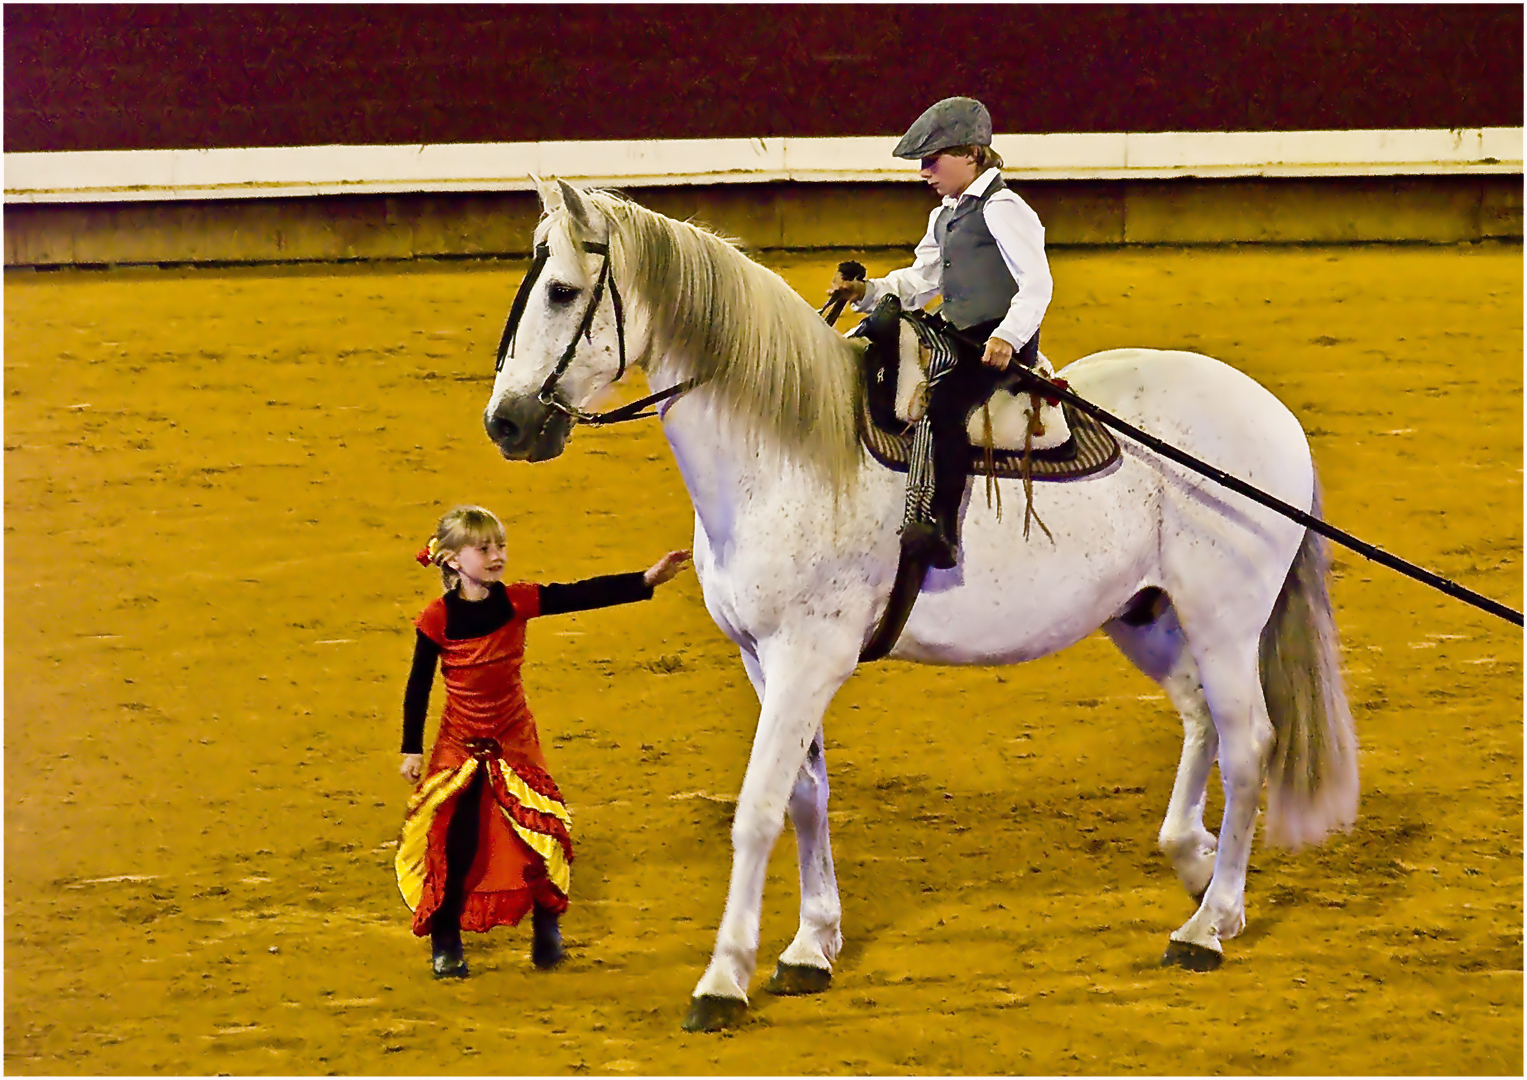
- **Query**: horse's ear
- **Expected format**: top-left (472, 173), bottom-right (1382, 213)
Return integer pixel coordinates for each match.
top-left (532, 174), bottom-right (560, 215)
top-left (557, 179), bottom-right (594, 236)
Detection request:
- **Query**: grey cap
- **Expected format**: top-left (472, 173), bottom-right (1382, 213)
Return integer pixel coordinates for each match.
top-left (892, 97), bottom-right (992, 159)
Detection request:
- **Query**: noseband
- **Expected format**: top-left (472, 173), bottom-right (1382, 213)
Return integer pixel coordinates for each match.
top-left (492, 236), bottom-right (697, 426)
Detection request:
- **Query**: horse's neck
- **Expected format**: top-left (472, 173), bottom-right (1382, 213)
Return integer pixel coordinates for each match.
top-left (660, 383), bottom-right (757, 542)
top-left (658, 377), bottom-right (833, 552)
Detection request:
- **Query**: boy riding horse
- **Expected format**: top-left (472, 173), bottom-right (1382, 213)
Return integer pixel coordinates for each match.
top-left (826, 96), bottom-right (1053, 569)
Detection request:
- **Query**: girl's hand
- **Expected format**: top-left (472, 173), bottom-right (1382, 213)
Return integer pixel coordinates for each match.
top-left (400, 753), bottom-right (423, 783)
top-left (644, 549), bottom-right (693, 588)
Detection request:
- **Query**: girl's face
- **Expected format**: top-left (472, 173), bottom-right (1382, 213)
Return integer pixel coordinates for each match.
top-left (919, 150), bottom-right (980, 199)
top-left (447, 537), bottom-right (507, 589)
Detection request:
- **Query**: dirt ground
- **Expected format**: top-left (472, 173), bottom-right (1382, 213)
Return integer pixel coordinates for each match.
top-left (5, 239), bottom-right (1522, 1076)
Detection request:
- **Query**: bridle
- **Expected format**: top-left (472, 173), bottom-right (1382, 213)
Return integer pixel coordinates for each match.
top-left (495, 237), bottom-right (625, 413)
top-left (493, 235), bottom-right (696, 426)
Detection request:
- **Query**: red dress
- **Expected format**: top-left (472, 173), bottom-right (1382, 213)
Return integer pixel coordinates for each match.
top-left (394, 582), bottom-right (573, 935)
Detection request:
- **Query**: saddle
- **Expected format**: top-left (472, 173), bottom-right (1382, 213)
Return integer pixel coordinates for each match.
top-left (852, 298), bottom-right (1120, 482)
top-left (846, 297), bottom-right (1123, 666)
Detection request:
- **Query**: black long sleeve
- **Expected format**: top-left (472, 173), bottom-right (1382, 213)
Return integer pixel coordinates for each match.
top-left (540, 571), bottom-right (653, 615)
top-left (401, 631), bottom-right (441, 754)
top-left (399, 573), bottom-right (653, 754)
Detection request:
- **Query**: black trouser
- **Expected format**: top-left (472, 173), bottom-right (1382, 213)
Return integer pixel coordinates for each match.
top-left (432, 769), bottom-right (485, 956)
top-left (923, 318), bottom-right (1036, 538)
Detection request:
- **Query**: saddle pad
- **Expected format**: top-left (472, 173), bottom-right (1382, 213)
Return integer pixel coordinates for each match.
top-left (858, 397), bottom-right (1121, 481)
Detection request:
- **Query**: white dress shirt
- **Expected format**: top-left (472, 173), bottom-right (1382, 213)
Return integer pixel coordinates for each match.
top-left (853, 167), bottom-right (1052, 350)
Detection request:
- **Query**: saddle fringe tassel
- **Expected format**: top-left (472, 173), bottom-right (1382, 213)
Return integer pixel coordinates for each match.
top-left (981, 400), bottom-right (1002, 523)
top-left (981, 396), bottom-right (1053, 541)
top-left (1020, 393), bottom-right (1054, 543)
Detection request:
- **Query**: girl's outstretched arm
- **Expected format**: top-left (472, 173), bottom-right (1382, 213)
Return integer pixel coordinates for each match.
top-left (535, 551), bottom-right (693, 617)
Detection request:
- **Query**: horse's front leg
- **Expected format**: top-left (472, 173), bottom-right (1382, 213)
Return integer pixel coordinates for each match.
top-left (683, 634), bottom-right (857, 1032)
top-left (732, 645), bottom-right (843, 998)
top-left (764, 728), bottom-right (841, 995)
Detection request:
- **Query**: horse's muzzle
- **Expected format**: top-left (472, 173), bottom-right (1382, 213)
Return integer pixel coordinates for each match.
top-left (483, 395), bottom-right (572, 462)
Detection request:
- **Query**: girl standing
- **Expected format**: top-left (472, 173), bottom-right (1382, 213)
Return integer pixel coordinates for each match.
top-left (395, 505), bottom-right (690, 979)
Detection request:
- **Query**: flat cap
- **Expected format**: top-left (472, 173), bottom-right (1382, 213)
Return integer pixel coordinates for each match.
top-left (892, 97), bottom-right (992, 159)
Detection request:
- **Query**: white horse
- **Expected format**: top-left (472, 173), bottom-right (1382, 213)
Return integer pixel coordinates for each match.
top-left (484, 179), bottom-right (1359, 1032)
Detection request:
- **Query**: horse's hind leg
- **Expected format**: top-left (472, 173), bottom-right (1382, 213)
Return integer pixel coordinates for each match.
top-left (1163, 635), bottom-right (1275, 969)
top-left (1104, 599), bottom-right (1219, 901)
top-left (765, 728), bottom-right (842, 995)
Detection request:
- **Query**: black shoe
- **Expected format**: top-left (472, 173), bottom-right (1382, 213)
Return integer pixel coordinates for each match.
top-left (531, 906), bottom-right (565, 970)
top-left (900, 520), bottom-right (957, 570)
top-left (431, 950), bottom-right (469, 980)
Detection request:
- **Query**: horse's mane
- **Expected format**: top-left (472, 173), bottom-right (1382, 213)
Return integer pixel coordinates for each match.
top-left (557, 190), bottom-right (865, 490)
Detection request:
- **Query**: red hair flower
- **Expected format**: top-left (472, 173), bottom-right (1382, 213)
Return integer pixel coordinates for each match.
top-left (415, 538), bottom-right (441, 566)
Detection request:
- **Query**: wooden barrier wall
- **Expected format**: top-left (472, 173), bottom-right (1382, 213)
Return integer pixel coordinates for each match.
top-left (4, 176), bottom-right (1521, 268)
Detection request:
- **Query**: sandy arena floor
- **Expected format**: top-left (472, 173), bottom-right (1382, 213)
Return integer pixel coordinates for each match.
top-left (5, 240), bottom-right (1522, 1075)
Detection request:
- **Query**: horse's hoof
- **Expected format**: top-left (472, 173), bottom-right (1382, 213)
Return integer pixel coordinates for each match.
top-left (1160, 939), bottom-right (1223, 972)
top-left (765, 963), bottom-right (832, 996)
top-left (681, 994), bottom-right (748, 1033)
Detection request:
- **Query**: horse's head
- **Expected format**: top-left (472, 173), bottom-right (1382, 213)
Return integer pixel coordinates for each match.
top-left (483, 178), bottom-right (629, 461)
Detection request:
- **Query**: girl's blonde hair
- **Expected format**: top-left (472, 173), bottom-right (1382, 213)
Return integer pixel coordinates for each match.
top-left (425, 505), bottom-right (506, 592)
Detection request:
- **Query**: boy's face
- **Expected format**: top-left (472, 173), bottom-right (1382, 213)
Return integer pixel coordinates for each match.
top-left (919, 150), bottom-right (980, 199)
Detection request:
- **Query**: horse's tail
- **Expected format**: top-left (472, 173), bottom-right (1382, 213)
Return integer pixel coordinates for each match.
top-left (1258, 478), bottom-right (1360, 850)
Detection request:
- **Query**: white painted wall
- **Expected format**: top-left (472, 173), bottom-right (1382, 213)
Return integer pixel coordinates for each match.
top-left (4, 129), bottom-right (1521, 205)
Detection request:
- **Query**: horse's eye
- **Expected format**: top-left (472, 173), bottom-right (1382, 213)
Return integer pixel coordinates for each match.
top-left (547, 282), bottom-right (580, 305)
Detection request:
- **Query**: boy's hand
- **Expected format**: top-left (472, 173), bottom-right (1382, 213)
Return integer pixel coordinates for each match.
top-left (400, 753), bottom-right (423, 783)
top-left (981, 336), bottom-right (1016, 369)
top-left (826, 274), bottom-right (867, 305)
top-left (644, 549), bottom-right (693, 588)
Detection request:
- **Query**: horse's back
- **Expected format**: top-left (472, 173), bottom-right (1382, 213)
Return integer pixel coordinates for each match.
top-left (1058, 347), bottom-right (1312, 503)
top-left (1059, 347), bottom-right (1298, 426)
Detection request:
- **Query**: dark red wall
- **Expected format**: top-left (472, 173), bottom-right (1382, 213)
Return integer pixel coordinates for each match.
top-left (6, 4), bottom-right (1521, 153)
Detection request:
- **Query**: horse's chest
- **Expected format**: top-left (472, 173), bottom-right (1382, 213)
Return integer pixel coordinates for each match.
top-left (698, 533), bottom-right (882, 644)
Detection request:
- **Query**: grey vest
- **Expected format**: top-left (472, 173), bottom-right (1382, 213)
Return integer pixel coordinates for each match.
top-left (933, 174), bottom-right (1019, 331)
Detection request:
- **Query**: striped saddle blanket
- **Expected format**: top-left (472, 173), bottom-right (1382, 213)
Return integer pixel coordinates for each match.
top-left (855, 310), bottom-right (1121, 482)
